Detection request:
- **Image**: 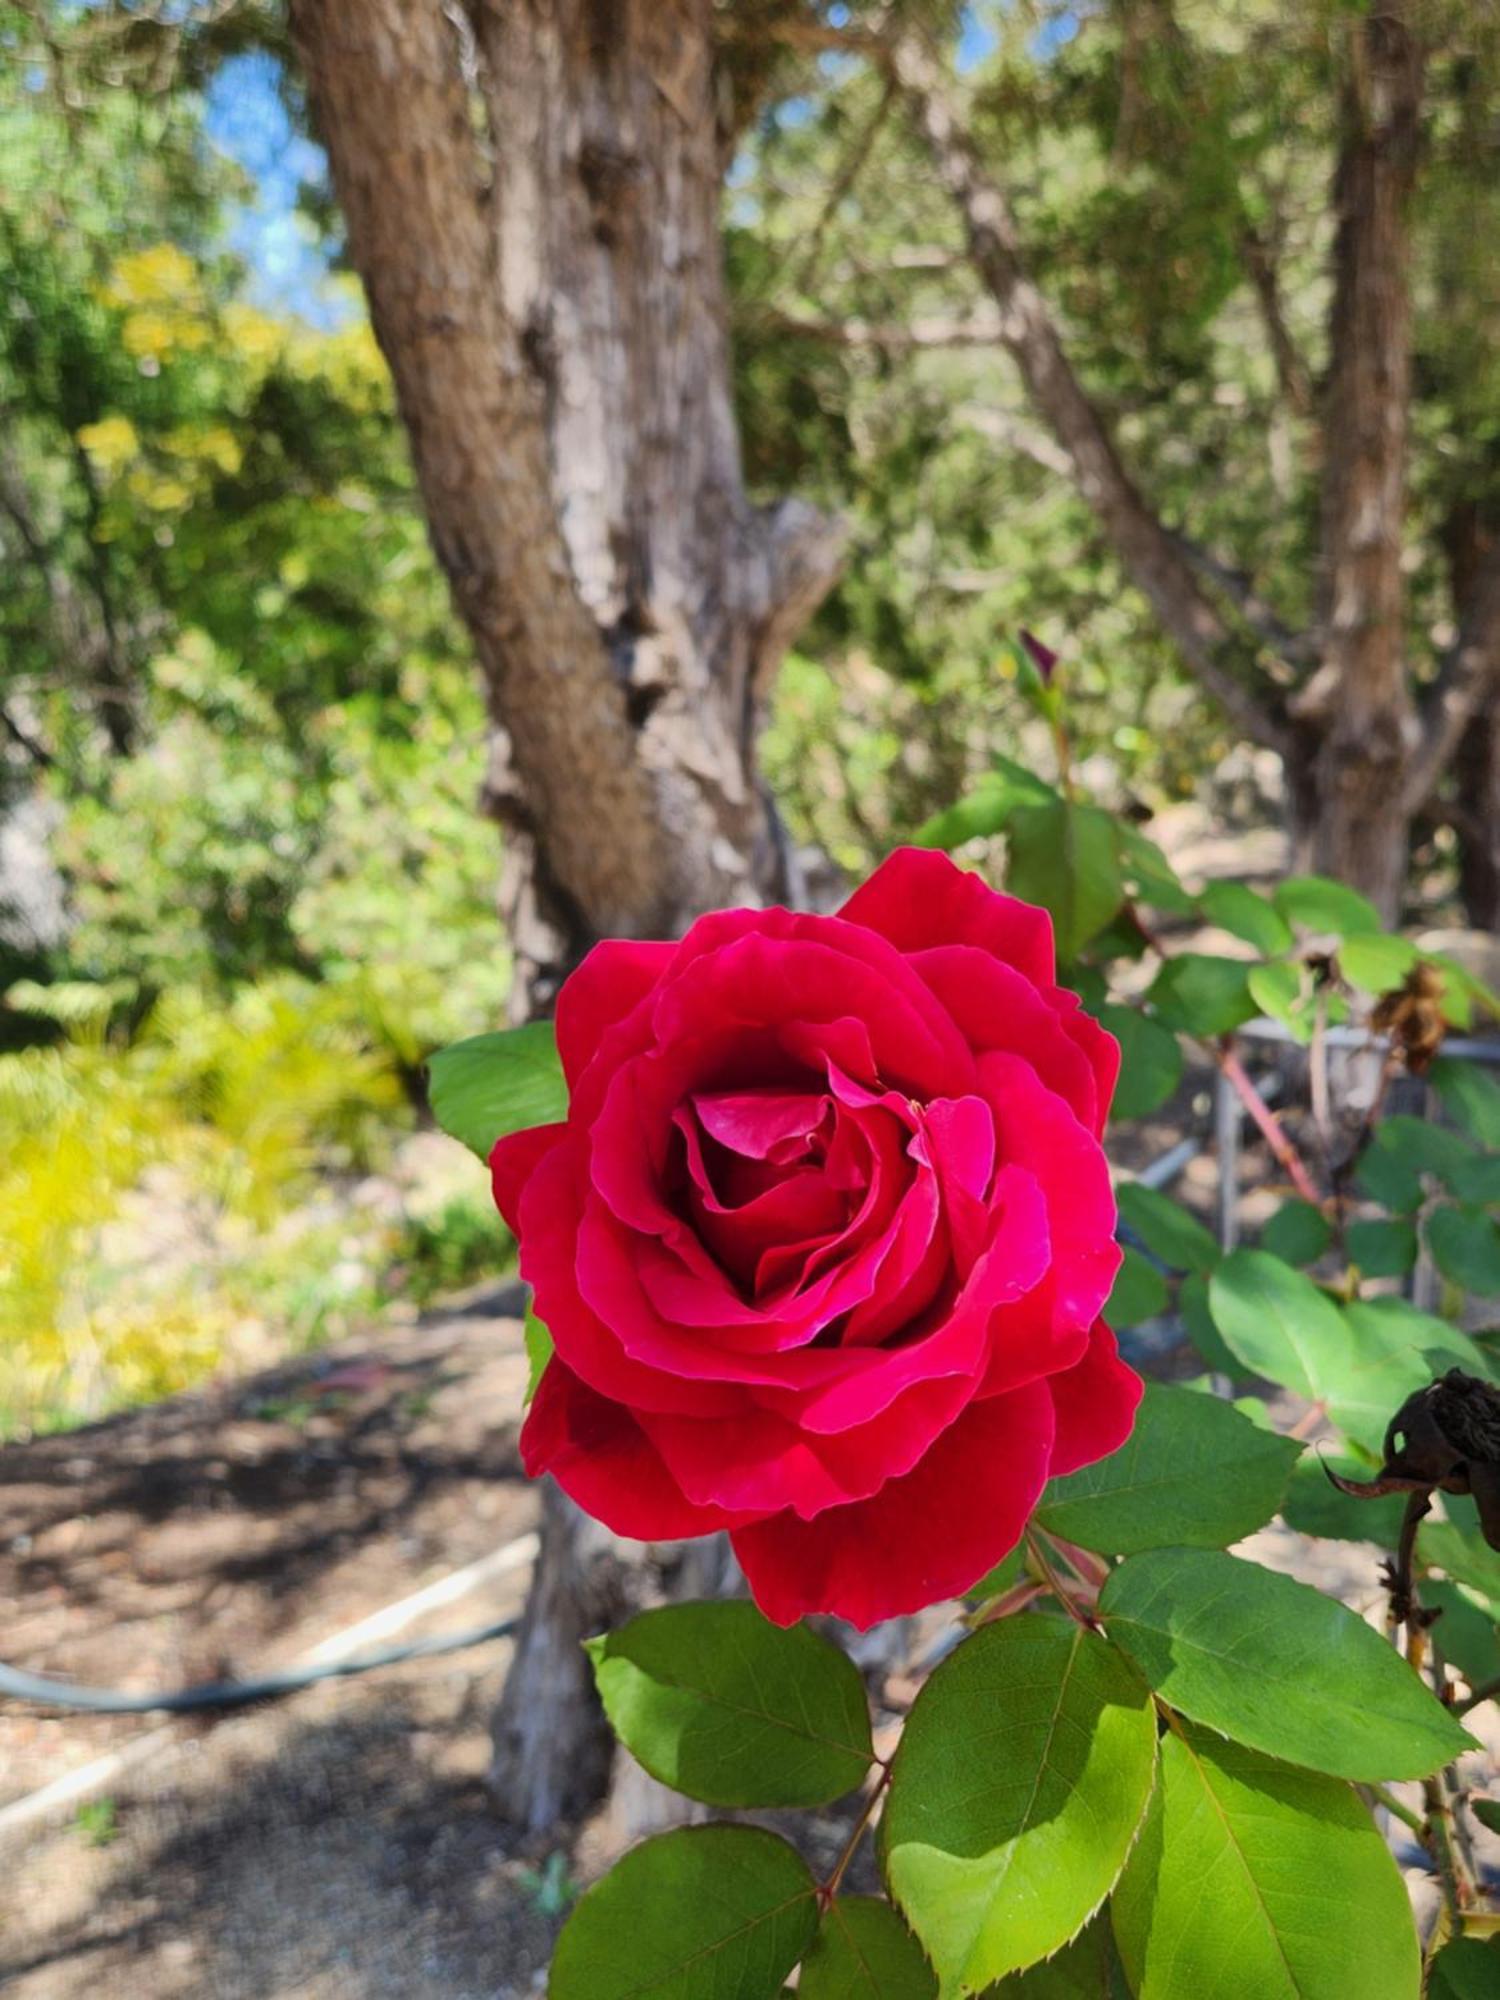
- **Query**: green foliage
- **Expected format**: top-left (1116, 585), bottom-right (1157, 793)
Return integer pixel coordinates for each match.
top-left (1097, 1006), bottom-right (1181, 1121)
top-left (797, 1898), bottom-right (936, 2000)
top-left (1035, 1383), bottom-right (1299, 1555)
top-left (0, 973), bottom-right (415, 1432)
top-left (426, 1022), bottom-right (567, 1163)
top-left (585, 1601), bottom-right (873, 1809)
top-left (1207, 1251), bottom-right (1351, 1402)
top-left (1112, 1725), bottom-right (1420, 2000)
top-left (883, 1618), bottom-right (1157, 1993)
top-left (1261, 1199), bottom-right (1334, 1267)
top-left (1104, 1246), bottom-right (1168, 1329)
top-left (1115, 1185), bottom-right (1219, 1275)
top-left (548, 1825), bottom-right (819, 2000)
top-left (1099, 1549), bottom-right (1474, 1781)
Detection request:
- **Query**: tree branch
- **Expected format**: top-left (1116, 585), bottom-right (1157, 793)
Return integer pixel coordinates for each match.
top-left (880, 21), bottom-right (1292, 756)
top-left (745, 304), bottom-right (1010, 350)
top-left (1239, 224), bottom-right (1316, 421)
top-left (1167, 530), bottom-right (1317, 669)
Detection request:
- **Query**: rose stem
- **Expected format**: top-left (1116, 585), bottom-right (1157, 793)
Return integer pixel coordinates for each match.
top-left (819, 1763), bottom-right (893, 1908)
top-left (1215, 1040), bottom-right (1323, 1208)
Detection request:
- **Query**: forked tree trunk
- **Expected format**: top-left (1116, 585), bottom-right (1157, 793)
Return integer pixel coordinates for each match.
top-left (291, 0), bottom-right (842, 1833)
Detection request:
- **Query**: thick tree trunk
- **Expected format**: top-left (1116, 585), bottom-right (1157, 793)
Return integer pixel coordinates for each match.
top-left (291, 0), bottom-right (843, 1835)
top-left (1287, 2), bottom-right (1425, 918)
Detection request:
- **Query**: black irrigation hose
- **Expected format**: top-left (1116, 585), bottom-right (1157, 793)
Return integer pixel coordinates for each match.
top-left (0, 1614), bottom-right (518, 1716)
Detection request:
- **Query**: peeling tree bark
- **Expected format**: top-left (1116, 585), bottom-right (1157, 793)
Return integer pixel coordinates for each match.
top-left (290, 0), bottom-right (843, 1832)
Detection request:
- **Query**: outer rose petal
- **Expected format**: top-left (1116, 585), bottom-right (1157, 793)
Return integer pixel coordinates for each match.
top-left (491, 1121), bottom-right (567, 1235)
top-left (555, 938), bottom-right (676, 1089)
top-left (732, 1379), bottom-right (1056, 1628)
top-left (839, 847), bottom-right (1055, 987)
top-left (1046, 1319), bottom-right (1143, 1478)
top-left (521, 1360), bottom-right (761, 1540)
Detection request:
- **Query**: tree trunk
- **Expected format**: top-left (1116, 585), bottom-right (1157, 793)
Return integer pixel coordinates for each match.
top-left (291, 0), bottom-right (843, 1833)
top-left (1455, 709), bottom-right (1500, 932)
top-left (1289, 3), bottom-right (1425, 919)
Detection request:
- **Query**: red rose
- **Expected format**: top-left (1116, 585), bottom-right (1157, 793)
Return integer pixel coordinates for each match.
top-left (492, 848), bottom-right (1141, 1627)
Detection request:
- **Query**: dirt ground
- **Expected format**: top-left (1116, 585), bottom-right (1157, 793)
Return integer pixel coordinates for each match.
top-left (0, 1285), bottom-right (561, 1999)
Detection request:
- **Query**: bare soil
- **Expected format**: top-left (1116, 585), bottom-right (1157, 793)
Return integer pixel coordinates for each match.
top-left (0, 1285), bottom-right (559, 1999)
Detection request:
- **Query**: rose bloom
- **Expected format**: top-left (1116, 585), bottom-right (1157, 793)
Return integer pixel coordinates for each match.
top-left (492, 848), bottom-right (1140, 1627)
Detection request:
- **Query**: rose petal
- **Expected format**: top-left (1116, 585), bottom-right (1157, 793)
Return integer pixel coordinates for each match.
top-left (491, 1121), bottom-right (567, 1235)
top-left (839, 847), bottom-right (1055, 987)
top-left (732, 1380), bottom-right (1056, 1627)
top-left (911, 946), bottom-right (1107, 1136)
top-left (521, 1141), bottom-right (738, 1416)
top-left (1046, 1319), bottom-right (1143, 1477)
top-left (521, 1361), bottom-right (760, 1540)
top-left (556, 938), bottom-right (677, 1090)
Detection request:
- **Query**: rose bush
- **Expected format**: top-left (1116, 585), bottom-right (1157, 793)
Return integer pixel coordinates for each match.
top-left (490, 846), bottom-right (1140, 1626)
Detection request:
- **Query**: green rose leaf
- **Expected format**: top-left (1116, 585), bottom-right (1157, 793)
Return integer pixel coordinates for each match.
top-left (1104, 1245), bottom-right (1168, 1328)
top-left (1471, 1800), bottom-right (1500, 1836)
top-left (1146, 954), bottom-right (1257, 1037)
top-left (1428, 1938), bottom-right (1500, 2000)
top-left (883, 1617), bottom-right (1156, 1994)
top-left (1116, 1183), bottom-right (1220, 1273)
top-left (549, 1825), bottom-right (818, 2000)
top-left (983, 1917), bottom-right (1129, 1996)
top-left (1346, 1217), bottom-right (1418, 1278)
top-left (1451, 1153), bottom-right (1500, 1204)
top-left (425, 1021), bottom-right (566, 1162)
top-left (1115, 825), bottom-right (1195, 915)
top-left (1419, 1516), bottom-right (1500, 1612)
top-left (1199, 880), bottom-right (1293, 956)
top-left (1422, 1582), bottom-right (1500, 1691)
top-left (1273, 873), bottom-right (1384, 939)
top-left (586, 1600), bottom-right (873, 1808)
top-left (523, 1300), bottom-right (553, 1404)
top-left (1428, 1205), bottom-right (1500, 1295)
top-left (1036, 1382), bottom-right (1298, 1555)
top-left (1261, 1199), bottom-right (1333, 1267)
top-left (912, 757), bottom-right (1059, 850)
top-left (1006, 800), bottom-right (1124, 961)
top-left (1178, 1271), bottom-right (1243, 1376)
top-left (1111, 1723), bottom-right (1420, 2000)
top-left (1097, 1006), bottom-right (1183, 1121)
top-left (1356, 1117), bottom-right (1477, 1213)
top-left (1430, 1057), bottom-right (1500, 1150)
top-left (797, 1898), bottom-right (937, 2000)
top-left (1208, 1249), bottom-right (1352, 1401)
top-left (1099, 1547), bottom-right (1474, 1780)
top-left (1339, 933), bottom-right (1419, 996)
top-left (1247, 958), bottom-right (1314, 1042)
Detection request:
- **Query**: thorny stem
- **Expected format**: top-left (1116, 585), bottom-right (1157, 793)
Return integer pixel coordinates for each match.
top-left (820, 1762), bottom-right (893, 1907)
top-left (1368, 1783), bottom-right (1427, 1838)
top-left (1215, 1041), bottom-right (1323, 1207)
